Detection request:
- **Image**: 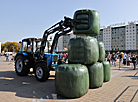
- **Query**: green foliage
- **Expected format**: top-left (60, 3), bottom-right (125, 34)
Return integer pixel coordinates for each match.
top-left (1, 41), bottom-right (21, 52)
top-left (1, 43), bottom-right (5, 51)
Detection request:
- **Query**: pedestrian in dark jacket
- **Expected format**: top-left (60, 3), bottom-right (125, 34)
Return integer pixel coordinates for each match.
top-left (6, 52), bottom-right (9, 61)
top-left (123, 53), bottom-right (127, 65)
top-left (111, 52), bottom-right (116, 67)
top-left (131, 55), bottom-right (137, 70)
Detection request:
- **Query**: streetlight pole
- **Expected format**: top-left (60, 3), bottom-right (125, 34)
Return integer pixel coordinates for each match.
top-left (11, 46), bottom-right (15, 52)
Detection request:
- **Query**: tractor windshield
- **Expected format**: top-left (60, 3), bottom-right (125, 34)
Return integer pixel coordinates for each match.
top-left (34, 40), bottom-right (48, 53)
top-left (19, 41), bottom-right (27, 52)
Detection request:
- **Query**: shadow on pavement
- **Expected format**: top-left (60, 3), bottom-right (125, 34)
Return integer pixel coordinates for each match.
top-left (114, 85), bottom-right (138, 102)
top-left (0, 71), bottom-right (60, 99)
top-left (121, 70), bottom-right (138, 80)
top-left (114, 86), bottom-right (130, 102)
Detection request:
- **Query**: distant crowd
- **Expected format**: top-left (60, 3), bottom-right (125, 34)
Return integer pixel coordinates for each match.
top-left (0, 52), bottom-right (16, 61)
top-left (105, 52), bottom-right (138, 70)
top-left (1, 51), bottom-right (137, 70)
top-left (58, 53), bottom-right (68, 63)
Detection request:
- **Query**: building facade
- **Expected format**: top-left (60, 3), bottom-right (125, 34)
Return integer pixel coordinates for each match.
top-left (57, 33), bottom-right (76, 51)
top-left (95, 23), bottom-right (138, 52)
top-left (57, 22), bottom-right (138, 52)
top-left (111, 26), bottom-right (125, 51)
top-left (57, 36), bottom-right (64, 51)
top-left (103, 26), bottom-right (111, 51)
top-left (125, 23), bottom-right (136, 50)
top-left (96, 29), bottom-right (103, 42)
top-left (135, 24), bottom-right (138, 49)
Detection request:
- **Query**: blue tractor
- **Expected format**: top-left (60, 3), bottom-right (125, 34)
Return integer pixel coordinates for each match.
top-left (14, 17), bottom-right (75, 81)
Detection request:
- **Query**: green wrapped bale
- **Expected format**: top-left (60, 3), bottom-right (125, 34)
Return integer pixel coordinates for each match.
top-left (87, 62), bottom-right (103, 88)
top-left (73, 9), bottom-right (100, 36)
top-left (102, 61), bottom-right (111, 82)
top-left (55, 64), bottom-right (89, 98)
top-left (98, 42), bottom-right (105, 62)
top-left (68, 36), bottom-right (99, 65)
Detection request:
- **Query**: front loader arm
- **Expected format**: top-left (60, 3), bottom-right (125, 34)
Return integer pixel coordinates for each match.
top-left (40, 16), bottom-right (75, 54)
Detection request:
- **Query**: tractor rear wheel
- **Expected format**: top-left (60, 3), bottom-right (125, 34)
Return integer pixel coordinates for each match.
top-left (15, 55), bottom-right (30, 76)
top-left (35, 62), bottom-right (50, 82)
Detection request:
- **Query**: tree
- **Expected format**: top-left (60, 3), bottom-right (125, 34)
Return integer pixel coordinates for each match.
top-left (5, 42), bottom-right (11, 52)
top-left (1, 43), bottom-right (5, 52)
top-left (12, 42), bottom-right (21, 52)
top-left (9, 42), bottom-right (14, 52)
top-left (2, 41), bottom-right (21, 52)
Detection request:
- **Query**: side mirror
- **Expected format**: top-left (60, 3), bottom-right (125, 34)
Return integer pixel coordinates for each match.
top-left (19, 41), bottom-right (22, 43)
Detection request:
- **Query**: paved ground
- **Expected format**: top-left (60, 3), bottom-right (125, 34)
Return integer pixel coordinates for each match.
top-left (0, 56), bottom-right (138, 102)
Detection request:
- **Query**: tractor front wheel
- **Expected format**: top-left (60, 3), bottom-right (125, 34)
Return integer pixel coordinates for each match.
top-left (35, 62), bottom-right (50, 82)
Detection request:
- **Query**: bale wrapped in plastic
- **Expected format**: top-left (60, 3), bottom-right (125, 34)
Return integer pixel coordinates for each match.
top-left (98, 41), bottom-right (105, 62)
top-left (87, 62), bottom-right (103, 88)
top-left (55, 64), bottom-right (89, 98)
top-left (68, 36), bottom-right (99, 65)
top-left (73, 9), bottom-right (100, 36)
top-left (102, 61), bottom-right (111, 82)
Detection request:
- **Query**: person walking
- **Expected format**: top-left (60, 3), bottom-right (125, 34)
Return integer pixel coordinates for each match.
top-left (123, 53), bottom-right (127, 65)
top-left (136, 54), bottom-right (138, 65)
top-left (6, 52), bottom-right (9, 61)
top-left (107, 53), bottom-right (111, 64)
top-left (62, 53), bottom-right (66, 61)
top-left (60, 53), bottom-right (63, 60)
top-left (58, 53), bottom-right (65, 65)
top-left (115, 53), bottom-right (118, 59)
top-left (11, 52), bottom-right (16, 61)
top-left (119, 52), bottom-right (123, 64)
top-left (65, 53), bottom-right (68, 62)
top-left (126, 54), bottom-right (131, 66)
top-left (111, 52), bottom-right (116, 67)
top-left (131, 55), bottom-right (137, 70)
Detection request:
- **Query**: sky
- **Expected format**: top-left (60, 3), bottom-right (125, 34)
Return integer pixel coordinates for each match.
top-left (0, 0), bottom-right (138, 43)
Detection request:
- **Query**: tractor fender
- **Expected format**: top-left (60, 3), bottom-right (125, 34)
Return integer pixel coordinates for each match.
top-left (14, 52), bottom-right (28, 60)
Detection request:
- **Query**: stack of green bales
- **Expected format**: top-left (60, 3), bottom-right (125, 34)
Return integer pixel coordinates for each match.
top-left (55, 9), bottom-right (110, 98)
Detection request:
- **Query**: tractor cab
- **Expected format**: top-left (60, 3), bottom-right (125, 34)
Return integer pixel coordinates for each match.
top-left (19, 38), bottom-right (43, 53)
